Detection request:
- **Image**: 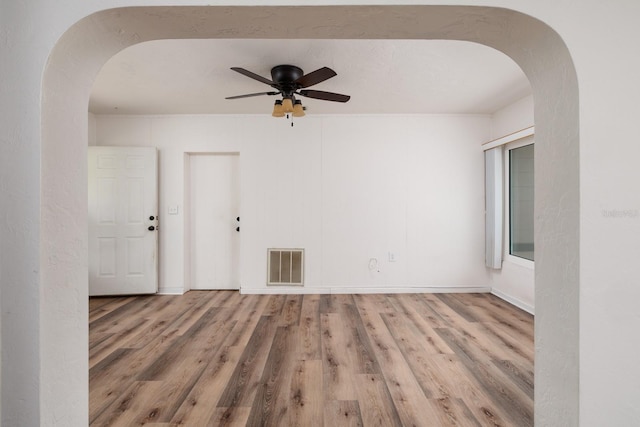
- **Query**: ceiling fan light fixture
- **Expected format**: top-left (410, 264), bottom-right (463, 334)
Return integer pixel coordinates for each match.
top-left (272, 99), bottom-right (285, 117)
top-left (292, 100), bottom-right (305, 117)
top-left (282, 97), bottom-right (294, 113)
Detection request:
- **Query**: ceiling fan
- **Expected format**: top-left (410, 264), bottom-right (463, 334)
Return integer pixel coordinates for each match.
top-left (225, 65), bottom-right (350, 118)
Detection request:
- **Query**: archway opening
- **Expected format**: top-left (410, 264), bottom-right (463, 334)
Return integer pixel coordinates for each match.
top-left (34, 6), bottom-right (579, 426)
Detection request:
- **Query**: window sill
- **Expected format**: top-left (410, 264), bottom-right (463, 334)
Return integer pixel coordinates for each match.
top-left (505, 254), bottom-right (534, 269)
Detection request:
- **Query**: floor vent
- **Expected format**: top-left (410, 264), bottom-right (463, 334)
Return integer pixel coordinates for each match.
top-left (267, 248), bottom-right (304, 286)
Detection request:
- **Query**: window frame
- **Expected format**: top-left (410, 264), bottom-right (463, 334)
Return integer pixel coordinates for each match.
top-left (503, 136), bottom-right (535, 269)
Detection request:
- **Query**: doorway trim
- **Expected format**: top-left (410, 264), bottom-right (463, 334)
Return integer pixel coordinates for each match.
top-left (185, 152), bottom-right (241, 291)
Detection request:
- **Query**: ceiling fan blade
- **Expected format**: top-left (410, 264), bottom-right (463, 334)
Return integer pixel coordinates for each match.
top-left (294, 67), bottom-right (337, 88)
top-left (225, 91), bottom-right (279, 100)
top-left (230, 67), bottom-right (275, 86)
top-left (298, 89), bottom-right (350, 103)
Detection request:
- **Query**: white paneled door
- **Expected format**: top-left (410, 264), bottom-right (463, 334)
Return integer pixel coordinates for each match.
top-left (189, 153), bottom-right (240, 290)
top-left (88, 146), bottom-right (158, 296)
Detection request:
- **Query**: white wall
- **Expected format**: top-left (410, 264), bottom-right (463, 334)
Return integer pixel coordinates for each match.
top-left (88, 112), bottom-right (97, 146)
top-left (491, 95), bottom-right (533, 139)
top-left (95, 113), bottom-right (492, 294)
top-left (488, 95), bottom-right (535, 313)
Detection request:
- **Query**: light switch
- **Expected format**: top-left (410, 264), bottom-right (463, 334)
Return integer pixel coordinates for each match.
top-left (168, 205), bottom-right (179, 215)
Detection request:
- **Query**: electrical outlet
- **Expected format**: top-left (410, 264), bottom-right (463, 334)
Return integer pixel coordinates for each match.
top-left (388, 252), bottom-right (397, 262)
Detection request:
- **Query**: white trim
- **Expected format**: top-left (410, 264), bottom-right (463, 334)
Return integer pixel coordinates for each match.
top-left (491, 289), bottom-right (535, 315)
top-left (240, 286), bottom-right (492, 295)
top-left (506, 134), bottom-right (535, 151)
top-left (157, 287), bottom-right (186, 295)
top-left (482, 126), bottom-right (534, 151)
top-left (505, 254), bottom-right (535, 269)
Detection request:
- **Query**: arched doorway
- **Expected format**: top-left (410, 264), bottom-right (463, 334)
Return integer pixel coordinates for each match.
top-left (35, 6), bottom-right (578, 425)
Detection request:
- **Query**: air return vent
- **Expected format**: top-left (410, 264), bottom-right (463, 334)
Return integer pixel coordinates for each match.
top-left (267, 248), bottom-right (304, 286)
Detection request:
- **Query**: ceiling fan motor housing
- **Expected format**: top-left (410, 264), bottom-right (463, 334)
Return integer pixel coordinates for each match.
top-left (270, 65), bottom-right (304, 85)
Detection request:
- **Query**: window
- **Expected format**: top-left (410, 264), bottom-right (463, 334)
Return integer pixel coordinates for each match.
top-left (508, 143), bottom-right (534, 261)
top-left (484, 129), bottom-right (535, 268)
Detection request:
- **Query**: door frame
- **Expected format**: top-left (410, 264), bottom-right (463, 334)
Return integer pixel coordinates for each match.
top-left (184, 151), bottom-right (241, 291)
top-left (88, 146), bottom-right (159, 296)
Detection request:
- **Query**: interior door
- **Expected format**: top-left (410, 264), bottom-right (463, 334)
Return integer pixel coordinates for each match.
top-left (189, 153), bottom-right (240, 290)
top-left (88, 146), bottom-right (158, 296)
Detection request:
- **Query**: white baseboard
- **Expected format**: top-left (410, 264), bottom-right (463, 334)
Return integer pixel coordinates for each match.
top-left (157, 287), bottom-right (186, 295)
top-left (240, 286), bottom-right (491, 295)
top-left (491, 289), bottom-right (535, 315)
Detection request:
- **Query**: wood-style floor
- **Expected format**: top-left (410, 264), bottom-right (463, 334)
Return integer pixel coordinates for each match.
top-left (89, 292), bottom-right (534, 426)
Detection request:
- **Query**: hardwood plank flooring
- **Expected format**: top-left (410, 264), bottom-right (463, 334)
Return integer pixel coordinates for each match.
top-left (90, 292), bottom-right (533, 426)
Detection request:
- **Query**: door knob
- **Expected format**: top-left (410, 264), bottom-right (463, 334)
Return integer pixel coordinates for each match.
top-left (236, 226), bottom-right (240, 232)
top-left (149, 215), bottom-right (155, 220)
top-left (236, 216), bottom-right (240, 222)
top-left (148, 226), bottom-right (155, 231)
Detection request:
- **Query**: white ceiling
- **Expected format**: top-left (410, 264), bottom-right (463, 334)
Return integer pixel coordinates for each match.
top-left (89, 39), bottom-right (531, 116)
